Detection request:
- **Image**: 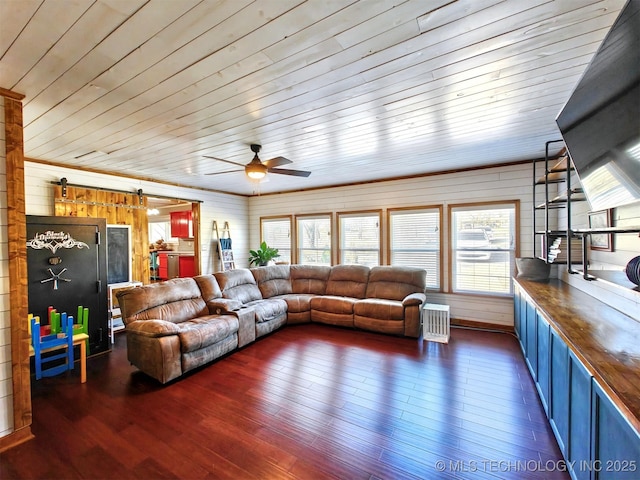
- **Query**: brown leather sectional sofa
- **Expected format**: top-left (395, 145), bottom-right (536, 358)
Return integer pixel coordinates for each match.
top-left (118, 264), bottom-right (426, 383)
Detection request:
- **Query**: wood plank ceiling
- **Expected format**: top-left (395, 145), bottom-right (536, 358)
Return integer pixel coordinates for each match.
top-left (0, 0), bottom-right (627, 195)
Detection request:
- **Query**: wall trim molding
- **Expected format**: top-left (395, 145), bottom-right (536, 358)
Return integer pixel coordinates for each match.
top-left (0, 426), bottom-right (34, 453)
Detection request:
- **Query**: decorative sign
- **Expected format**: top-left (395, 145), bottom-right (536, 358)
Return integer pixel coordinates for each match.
top-left (26, 230), bottom-right (89, 253)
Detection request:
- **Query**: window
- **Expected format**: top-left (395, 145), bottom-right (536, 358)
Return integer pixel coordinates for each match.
top-left (389, 207), bottom-right (441, 289)
top-left (261, 216), bottom-right (292, 263)
top-left (148, 221), bottom-right (175, 244)
top-left (297, 215), bottom-right (332, 265)
top-left (450, 202), bottom-right (517, 296)
top-left (338, 211), bottom-right (381, 266)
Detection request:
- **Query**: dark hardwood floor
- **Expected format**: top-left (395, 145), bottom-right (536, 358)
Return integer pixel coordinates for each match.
top-left (1, 324), bottom-right (568, 479)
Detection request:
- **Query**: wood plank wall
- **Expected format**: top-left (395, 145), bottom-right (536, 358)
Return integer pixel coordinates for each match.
top-left (248, 164), bottom-right (532, 327)
top-left (53, 186), bottom-right (150, 284)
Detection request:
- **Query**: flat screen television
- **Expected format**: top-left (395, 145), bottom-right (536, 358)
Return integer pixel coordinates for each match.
top-left (556, 0), bottom-right (640, 212)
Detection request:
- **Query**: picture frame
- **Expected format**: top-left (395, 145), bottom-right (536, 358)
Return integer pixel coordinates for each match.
top-left (588, 209), bottom-right (613, 251)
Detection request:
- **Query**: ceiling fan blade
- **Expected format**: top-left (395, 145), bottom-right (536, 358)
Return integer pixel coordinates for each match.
top-left (268, 167), bottom-right (311, 177)
top-left (262, 156), bottom-right (292, 168)
top-left (203, 155), bottom-right (245, 167)
top-left (204, 168), bottom-right (243, 176)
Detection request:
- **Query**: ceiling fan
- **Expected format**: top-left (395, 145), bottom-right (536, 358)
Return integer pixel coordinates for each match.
top-left (204, 144), bottom-right (311, 180)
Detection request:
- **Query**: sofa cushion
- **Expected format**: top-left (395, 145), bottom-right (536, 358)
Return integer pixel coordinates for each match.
top-left (354, 298), bottom-right (405, 320)
top-left (194, 274), bottom-right (243, 312)
top-left (310, 295), bottom-right (357, 327)
top-left (290, 265), bottom-right (331, 294)
top-left (117, 277), bottom-right (208, 325)
top-left (310, 295), bottom-right (357, 314)
top-left (325, 265), bottom-right (370, 298)
top-left (176, 315), bottom-right (239, 353)
top-left (215, 269), bottom-right (263, 304)
top-left (193, 274), bottom-right (222, 300)
top-left (246, 298), bottom-right (288, 324)
top-left (365, 266), bottom-right (426, 301)
top-left (279, 293), bottom-right (316, 313)
top-left (251, 265), bottom-right (292, 298)
top-left (126, 319), bottom-right (181, 337)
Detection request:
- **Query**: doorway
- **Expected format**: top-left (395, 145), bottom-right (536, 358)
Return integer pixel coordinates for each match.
top-left (147, 197), bottom-right (200, 282)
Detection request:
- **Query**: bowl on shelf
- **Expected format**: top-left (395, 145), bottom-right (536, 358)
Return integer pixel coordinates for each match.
top-left (516, 257), bottom-right (551, 282)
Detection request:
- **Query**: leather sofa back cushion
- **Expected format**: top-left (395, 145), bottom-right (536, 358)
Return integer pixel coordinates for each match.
top-left (325, 264), bottom-right (370, 298)
top-left (215, 269), bottom-right (263, 303)
top-left (193, 274), bottom-right (222, 301)
top-left (365, 266), bottom-right (426, 301)
top-left (290, 265), bottom-right (331, 294)
top-left (118, 277), bottom-right (208, 325)
top-left (251, 265), bottom-right (292, 298)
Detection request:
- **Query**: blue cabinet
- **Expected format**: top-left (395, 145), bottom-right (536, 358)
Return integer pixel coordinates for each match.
top-left (513, 281), bottom-right (640, 480)
top-left (593, 382), bottom-right (640, 479)
top-left (536, 312), bottom-right (550, 415)
top-left (568, 352), bottom-right (593, 480)
top-left (550, 327), bottom-right (569, 455)
top-left (518, 290), bottom-right (528, 352)
top-left (514, 289), bottom-right (522, 344)
top-left (525, 300), bottom-right (537, 379)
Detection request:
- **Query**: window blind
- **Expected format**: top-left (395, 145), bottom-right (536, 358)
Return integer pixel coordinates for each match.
top-left (389, 209), bottom-right (440, 289)
top-left (261, 218), bottom-right (291, 263)
top-left (339, 213), bottom-right (380, 266)
top-left (297, 216), bottom-right (331, 265)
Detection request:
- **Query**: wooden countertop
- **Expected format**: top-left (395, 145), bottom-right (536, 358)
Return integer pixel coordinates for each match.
top-left (514, 277), bottom-right (640, 433)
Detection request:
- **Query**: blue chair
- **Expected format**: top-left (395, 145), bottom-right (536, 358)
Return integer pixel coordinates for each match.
top-left (30, 312), bottom-right (74, 380)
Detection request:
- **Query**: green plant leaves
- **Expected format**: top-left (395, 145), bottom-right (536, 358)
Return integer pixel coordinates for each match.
top-left (248, 241), bottom-right (280, 266)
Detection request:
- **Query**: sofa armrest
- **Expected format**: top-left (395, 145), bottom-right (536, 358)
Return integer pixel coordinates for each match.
top-left (126, 319), bottom-right (181, 338)
top-left (402, 292), bottom-right (426, 307)
top-left (206, 298), bottom-right (243, 314)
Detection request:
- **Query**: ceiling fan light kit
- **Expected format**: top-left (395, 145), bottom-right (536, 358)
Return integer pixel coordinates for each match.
top-left (245, 144), bottom-right (267, 179)
top-left (245, 158), bottom-right (268, 179)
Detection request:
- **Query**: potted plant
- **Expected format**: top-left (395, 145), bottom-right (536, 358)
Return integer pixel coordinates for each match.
top-left (248, 241), bottom-right (280, 266)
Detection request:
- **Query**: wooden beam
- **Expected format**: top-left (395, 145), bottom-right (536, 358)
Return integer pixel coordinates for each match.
top-left (0, 87), bottom-right (25, 101)
top-left (4, 96), bottom-right (32, 441)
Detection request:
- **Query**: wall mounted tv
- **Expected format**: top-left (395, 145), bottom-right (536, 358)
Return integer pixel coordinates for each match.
top-left (556, 0), bottom-right (640, 212)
